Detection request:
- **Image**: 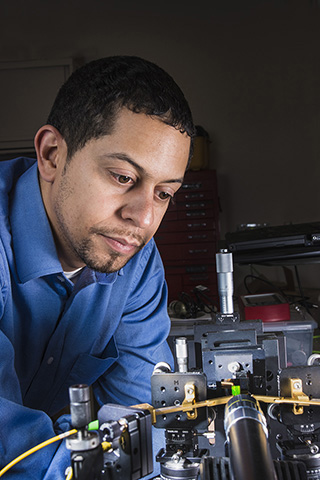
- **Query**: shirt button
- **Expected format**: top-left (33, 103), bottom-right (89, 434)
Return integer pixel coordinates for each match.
top-left (47, 356), bottom-right (54, 365)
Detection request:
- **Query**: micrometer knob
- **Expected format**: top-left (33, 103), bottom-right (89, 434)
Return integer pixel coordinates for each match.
top-left (69, 384), bottom-right (92, 429)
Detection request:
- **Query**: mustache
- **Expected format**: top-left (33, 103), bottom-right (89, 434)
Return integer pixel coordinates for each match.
top-left (89, 226), bottom-right (146, 247)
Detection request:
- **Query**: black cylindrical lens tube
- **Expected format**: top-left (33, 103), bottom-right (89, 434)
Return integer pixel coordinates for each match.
top-left (224, 394), bottom-right (277, 480)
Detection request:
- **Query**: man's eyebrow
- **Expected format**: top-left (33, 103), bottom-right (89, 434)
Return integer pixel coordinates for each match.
top-left (104, 153), bottom-right (185, 184)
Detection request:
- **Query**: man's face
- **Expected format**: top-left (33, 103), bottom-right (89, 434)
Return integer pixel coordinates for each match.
top-left (42, 108), bottom-right (190, 273)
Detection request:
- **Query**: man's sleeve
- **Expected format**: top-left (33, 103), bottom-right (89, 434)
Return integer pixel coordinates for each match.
top-left (0, 249), bottom-right (70, 479)
top-left (0, 395), bottom-right (71, 479)
top-left (93, 241), bottom-right (174, 407)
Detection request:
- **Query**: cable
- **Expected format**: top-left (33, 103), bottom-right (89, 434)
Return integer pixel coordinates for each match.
top-left (294, 265), bottom-right (311, 314)
top-left (244, 274), bottom-right (289, 300)
top-left (0, 429), bottom-right (77, 477)
top-left (193, 287), bottom-right (217, 313)
top-left (179, 292), bottom-right (199, 317)
top-left (170, 288), bottom-right (217, 318)
top-left (244, 270), bottom-right (317, 312)
top-left (65, 467), bottom-right (73, 480)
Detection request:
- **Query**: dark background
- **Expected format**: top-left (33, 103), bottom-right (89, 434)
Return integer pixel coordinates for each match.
top-left (1, 0), bottom-right (320, 294)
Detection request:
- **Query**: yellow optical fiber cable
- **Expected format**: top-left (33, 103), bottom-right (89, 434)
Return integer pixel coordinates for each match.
top-left (0, 429), bottom-right (77, 477)
top-left (65, 467), bottom-right (73, 480)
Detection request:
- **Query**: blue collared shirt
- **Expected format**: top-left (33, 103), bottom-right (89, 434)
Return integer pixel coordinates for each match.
top-left (0, 158), bottom-right (173, 478)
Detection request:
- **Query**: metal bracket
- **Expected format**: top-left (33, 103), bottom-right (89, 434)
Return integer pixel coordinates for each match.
top-left (182, 382), bottom-right (198, 420)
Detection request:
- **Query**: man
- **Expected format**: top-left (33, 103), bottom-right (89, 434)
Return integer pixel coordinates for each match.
top-left (0, 56), bottom-right (194, 478)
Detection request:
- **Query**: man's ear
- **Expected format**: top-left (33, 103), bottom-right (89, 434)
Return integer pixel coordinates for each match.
top-left (35, 125), bottom-right (67, 183)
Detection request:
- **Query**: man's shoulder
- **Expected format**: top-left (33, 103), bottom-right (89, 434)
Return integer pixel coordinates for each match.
top-left (0, 157), bottom-right (37, 195)
top-left (0, 157), bottom-right (37, 252)
top-left (0, 157), bottom-right (37, 218)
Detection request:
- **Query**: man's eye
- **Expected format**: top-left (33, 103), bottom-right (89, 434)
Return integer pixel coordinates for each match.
top-left (159, 191), bottom-right (172, 201)
top-left (118, 175), bottom-right (132, 184)
top-left (112, 173), bottom-right (132, 184)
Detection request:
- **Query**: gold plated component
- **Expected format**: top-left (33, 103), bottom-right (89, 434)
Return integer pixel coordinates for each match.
top-left (289, 378), bottom-right (309, 414)
top-left (134, 379), bottom-right (320, 424)
top-left (153, 393), bottom-right (320, 423)
top-left (130, 403), bottom-right (157, 424)
top-left (182, 382), bottom-right (197, 420)
top-left (154, 396), bottom-right (233, 419)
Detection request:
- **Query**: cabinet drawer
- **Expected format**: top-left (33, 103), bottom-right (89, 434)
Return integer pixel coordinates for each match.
top-left (180, 170), bottom-right (218, 193)
top-left (157, 218), bottom-right (217, 234)
top-left (165, 264), bottom-right (218, 302)
top-left (155, 230), bottom-right (217, 245)
top-left (175, 189), bottom-right (216, 203)
top-left (168, 199), bottom-right (215, 213)
top-left (158, 242), bottom-right (215, 262)
top-left (164, 208), bottom-right (216, 222)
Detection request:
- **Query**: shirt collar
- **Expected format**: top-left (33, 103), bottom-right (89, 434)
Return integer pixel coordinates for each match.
top-left (10, 163), bottom-right (62, 283)
top-left (74, 268), bottom-right (122, 290)
top-left (95, 269), bottom-right (124, 285)
top-left (10, 163), bottom-right (124, 284)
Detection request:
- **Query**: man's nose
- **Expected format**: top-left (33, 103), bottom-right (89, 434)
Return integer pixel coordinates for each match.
top-left (120, 189), bottom-right (154, 229)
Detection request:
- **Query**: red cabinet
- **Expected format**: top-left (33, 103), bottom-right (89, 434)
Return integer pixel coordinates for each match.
top-left (155, 169), bottom-right (220, 303)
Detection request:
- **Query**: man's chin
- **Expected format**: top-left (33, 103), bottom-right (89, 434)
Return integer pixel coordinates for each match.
top-left (76, 236), bottom-right (144, 274)
top-left (84, 252), bottom-right (134, 274)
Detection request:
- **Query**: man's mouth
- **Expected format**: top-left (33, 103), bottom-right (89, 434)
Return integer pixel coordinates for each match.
top-left (100, 235), bottom-right (143, 255)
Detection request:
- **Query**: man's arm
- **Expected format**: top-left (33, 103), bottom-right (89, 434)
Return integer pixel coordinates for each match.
top-left (0, 245), bottom-right (70, 479)
top-left (0, 332), bottom-right (72, 478)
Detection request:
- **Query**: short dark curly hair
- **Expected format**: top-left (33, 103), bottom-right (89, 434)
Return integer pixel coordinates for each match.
top-left (47, 55), bottom-right (195, 160)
